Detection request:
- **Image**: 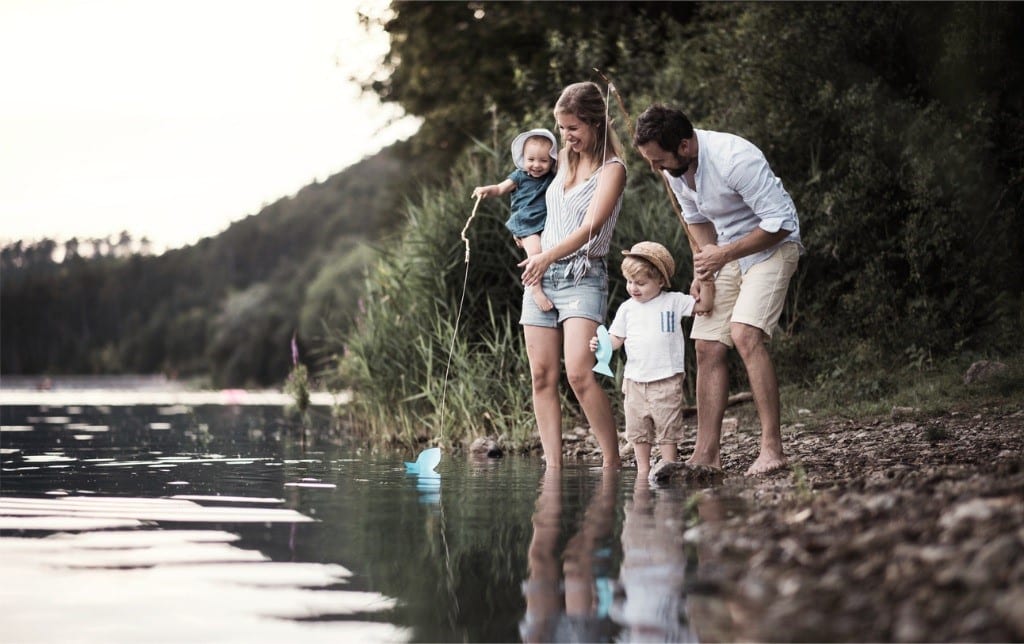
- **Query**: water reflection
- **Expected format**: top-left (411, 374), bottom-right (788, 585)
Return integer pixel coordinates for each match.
top-left (520, 470), bottom-right (619, 643)
top-left (0, 402), bottom-right (753, 642)
top-left (614, 477), bottom-right (697, 642)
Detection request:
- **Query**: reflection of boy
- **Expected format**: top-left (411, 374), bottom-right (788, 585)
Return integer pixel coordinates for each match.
top-left (613, 478), bottom-right (695, 642)
top-left (472, 129), bottom-right (558, 311)
top-left (592, 241), bottom-right (695, 475)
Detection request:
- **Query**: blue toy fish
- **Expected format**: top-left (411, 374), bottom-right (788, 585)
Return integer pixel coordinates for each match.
top-left (592, 325), bottom-right (614, 377)
top-left (404, 447), bottom-right (441, 474)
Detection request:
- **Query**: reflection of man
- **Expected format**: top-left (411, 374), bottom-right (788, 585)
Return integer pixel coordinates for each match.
top-left (635, 105), bottom-right (803, 476)
top-left (519, 471), bottom-right (618, 643)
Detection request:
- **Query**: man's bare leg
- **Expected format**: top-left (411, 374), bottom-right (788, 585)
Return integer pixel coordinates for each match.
top-left (731, 322), bottom-right (787, 476)
top-left (691, 339), bottom-right (729, 468)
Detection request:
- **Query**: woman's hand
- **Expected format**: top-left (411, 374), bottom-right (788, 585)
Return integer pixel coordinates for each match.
top-left (519, 251), bottom-right (553, 287)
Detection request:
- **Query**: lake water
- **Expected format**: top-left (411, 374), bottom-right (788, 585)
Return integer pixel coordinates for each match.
top-left (0, 397), bottom-right (746, 643)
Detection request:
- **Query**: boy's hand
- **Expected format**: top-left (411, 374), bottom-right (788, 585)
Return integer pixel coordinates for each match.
top-left (588, 335), bottom-right (599, 352)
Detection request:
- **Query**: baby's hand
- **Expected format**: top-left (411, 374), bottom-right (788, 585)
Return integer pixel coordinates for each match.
top-left (471, 185), bottom-right (493, 200)
top-left (588, 336), bottom-right (599, 352)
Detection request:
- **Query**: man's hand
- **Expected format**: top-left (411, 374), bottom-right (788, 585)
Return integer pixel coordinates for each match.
top-left (694, 243), bottom-right (729, 280)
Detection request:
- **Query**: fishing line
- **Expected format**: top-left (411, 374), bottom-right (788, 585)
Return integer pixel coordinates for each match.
top-left (438, 194), bottom-right (482, 433)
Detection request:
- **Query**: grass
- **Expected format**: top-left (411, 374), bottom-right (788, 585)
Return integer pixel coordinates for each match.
top-left (777, 350), bottom-right (1024, 426)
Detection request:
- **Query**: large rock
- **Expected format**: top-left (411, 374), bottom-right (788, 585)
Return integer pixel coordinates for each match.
top-left (648, 460), bottom-right (724, 486)
top-left (964, 360), bottom-right (1008, 384)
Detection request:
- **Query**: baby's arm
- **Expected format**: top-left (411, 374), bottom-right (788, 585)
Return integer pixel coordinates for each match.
top-left (589, 333), bottom-right (625, 352)
top-left (472, 178), bottom-right (516, 200)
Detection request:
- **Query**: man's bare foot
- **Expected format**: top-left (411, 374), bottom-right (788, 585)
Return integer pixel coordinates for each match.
top-left (745, 452), bottom-right (788, 476)
top-left (530, 286), bottom-right (553, 312)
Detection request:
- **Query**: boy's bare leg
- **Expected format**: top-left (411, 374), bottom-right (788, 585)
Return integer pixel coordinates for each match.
top-left (659, 441), bottom-right (678, 463)
top-left (634, 442), bottom-right (652, 476)
top-left (520, 234), bottom-right (553, 312)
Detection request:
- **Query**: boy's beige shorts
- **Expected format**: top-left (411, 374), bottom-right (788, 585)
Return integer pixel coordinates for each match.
top-left (623, 373), bottom-right (686, 445)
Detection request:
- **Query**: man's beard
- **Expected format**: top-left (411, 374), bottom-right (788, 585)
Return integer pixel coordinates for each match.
top-left (666, 152), bottom-right (691, 177)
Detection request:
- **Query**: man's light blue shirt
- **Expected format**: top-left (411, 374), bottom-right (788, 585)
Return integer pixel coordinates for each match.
top-left (665, 129), bottom-right (803, 273)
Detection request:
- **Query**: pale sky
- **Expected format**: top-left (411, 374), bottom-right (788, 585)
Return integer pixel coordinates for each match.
top-left (0, 0), bottom-right (420, 252)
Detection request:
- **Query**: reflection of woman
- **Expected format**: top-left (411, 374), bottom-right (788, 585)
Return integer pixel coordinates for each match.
top-left (518, 81), bottom-right (626, 470)
top-left (520, 470), bottom-right (619, 642)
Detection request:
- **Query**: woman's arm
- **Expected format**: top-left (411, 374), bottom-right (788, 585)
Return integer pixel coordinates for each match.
top-left (520, 161), bottom-right (626, 286)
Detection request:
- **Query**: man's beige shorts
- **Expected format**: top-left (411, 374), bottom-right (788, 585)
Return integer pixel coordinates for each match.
top-left (623, 373), bottom-right (686, 445)
top-left (691, 242), bottom-right (800, 347)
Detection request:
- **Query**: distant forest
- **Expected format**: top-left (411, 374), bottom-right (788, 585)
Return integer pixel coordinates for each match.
top-left (2, 147), bottom-right (416, 386)
top-left (3, 2), bottom-right (1022, 392)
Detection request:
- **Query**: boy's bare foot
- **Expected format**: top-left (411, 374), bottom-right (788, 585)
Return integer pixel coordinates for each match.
top-left (745, 452), bottom-right (788, 476)
top-left (530, 286), bottom-right (554, 312)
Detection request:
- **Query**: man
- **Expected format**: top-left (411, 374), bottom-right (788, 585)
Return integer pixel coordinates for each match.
top-left (634, 105), bottom-right (802, 476)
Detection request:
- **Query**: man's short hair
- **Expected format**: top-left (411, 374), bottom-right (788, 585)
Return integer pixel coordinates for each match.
top-left (634, 105), bottom-right (695, 152)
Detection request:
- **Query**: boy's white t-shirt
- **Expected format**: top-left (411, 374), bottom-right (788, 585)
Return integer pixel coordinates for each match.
top-left (608, 291), bottom-right (696, 383)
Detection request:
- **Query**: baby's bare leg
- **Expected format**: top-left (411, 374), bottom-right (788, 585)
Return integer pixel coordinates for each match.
top-left (520, 234), bottom-right (553, 312)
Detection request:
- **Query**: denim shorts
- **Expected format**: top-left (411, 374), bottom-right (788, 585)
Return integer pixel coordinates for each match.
top-left (520, 259), bottom-right (608, 327)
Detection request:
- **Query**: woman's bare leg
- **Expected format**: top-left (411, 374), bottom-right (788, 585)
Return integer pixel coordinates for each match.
top-left (524, 324), bottom-right (564, 468)
top-left (563, 317), bottom-right (621, 468)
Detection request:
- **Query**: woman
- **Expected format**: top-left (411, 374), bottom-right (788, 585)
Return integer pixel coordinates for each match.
top-left (519, 81), bottom-right (626, 469)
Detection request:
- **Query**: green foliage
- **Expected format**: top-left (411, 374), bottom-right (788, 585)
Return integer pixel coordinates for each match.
top-left (368, 1), bottom-right (697, 167)
top-left (284, 363), bottom-right (311, 416)
top-left (331, 152), bottom-right (548, 449)
top-left (652, 3), bottom-right (1024, 355)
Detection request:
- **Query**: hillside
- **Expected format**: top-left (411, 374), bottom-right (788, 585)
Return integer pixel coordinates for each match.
top-left (1, 142), bottom-right (423, 387)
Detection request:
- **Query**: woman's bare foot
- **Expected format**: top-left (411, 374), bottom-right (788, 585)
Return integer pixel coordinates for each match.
top-left (745, 452), bottom-right (788, 476)
top-left (530, 286), bottom-right (554, 312)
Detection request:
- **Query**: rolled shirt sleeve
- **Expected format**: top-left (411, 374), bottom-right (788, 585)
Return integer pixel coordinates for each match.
top-left (669, 129), bottom-right (802, 273)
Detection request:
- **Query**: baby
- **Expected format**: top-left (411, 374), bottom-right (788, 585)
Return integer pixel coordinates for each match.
top-left (472, 128), bottom-right (558, 311)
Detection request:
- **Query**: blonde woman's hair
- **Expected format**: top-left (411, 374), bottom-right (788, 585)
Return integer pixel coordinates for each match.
top-left (554, 81), bottom-right (623, 176)
top-left (621, 256), bottom-right (664, 286)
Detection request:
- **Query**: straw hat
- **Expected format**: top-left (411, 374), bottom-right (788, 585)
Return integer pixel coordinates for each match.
top-left (511, 128), bottom-right (558, 171)
top-left (622, 241), bottom-right (675, 286)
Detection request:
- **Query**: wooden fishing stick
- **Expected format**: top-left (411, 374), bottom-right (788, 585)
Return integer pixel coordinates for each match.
top-left (594, 69), bottom-right (702, 258)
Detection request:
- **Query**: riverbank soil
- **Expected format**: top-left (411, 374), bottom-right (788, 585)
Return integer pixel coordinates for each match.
top-left (685, 401), bottom-right (1024, 642)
